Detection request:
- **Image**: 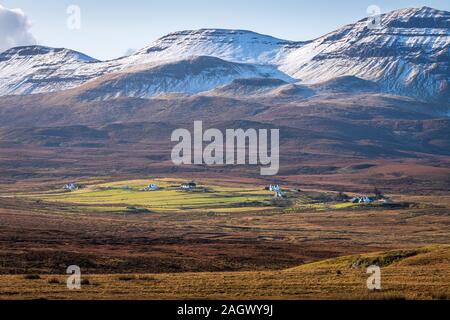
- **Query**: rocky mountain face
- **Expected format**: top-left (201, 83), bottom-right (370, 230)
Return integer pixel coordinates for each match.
top-left (278, 7), bottom-right (450, 103)
top-left (0, 6), bottom-right (448, 105)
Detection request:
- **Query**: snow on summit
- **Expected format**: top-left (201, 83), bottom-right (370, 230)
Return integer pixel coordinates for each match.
top-left (134, 29), bottom-right (303, 64)
top-left (0, 7), bottom-right (448, 103)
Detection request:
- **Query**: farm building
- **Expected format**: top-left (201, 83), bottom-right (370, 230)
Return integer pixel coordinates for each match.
top-left (350, 196), bottom-right (375, 204)
top-left (269, 185), bottom-right (281, 192)
top-left (269, 185), bottom-right (285, 198)
top-left (63, 183), bottom-right (78, 191)
top-left (181, 182), bottom-right (197, 190)
top-left (141, 184), bottom-right (159, 192)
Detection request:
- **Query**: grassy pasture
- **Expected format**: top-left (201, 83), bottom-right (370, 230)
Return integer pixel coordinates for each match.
top-left (25, 179), bottom-right (277, 213)
top-left (17, 178), bottom-right (398, 215)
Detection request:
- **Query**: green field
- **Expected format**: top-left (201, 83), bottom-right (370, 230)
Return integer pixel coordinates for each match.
top-left (26, 179), bottom-right (279, 213)
top-left (18, 178), bottom-right (385, 216)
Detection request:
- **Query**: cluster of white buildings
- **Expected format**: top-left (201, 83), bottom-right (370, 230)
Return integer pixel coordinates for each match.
top-left (350, 196), bottom-right (374, 204)
top-left (350, 196), bottom-right (392, 204)
top-left (268, 185), bottom-right (285, 198)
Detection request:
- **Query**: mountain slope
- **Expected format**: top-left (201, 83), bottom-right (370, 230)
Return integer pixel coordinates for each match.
top-left (70, 56), bottom-right (294, 100)
top-left (0, 46), bottom-right (100, 95)
top-left (279, 7), bottom-right (450, 102)
top-left (0, 31), bottom-right (298, 98)
top-left (205, 78), bottom-right (290, 97)
top-left (0, 29), bottom-right (300, 97)
top-left (0, 7), bottom-right (448, 103)
top-left (310, 76), bottom-right (380, 94)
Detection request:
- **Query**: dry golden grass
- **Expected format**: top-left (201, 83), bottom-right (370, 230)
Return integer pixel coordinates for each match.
top-left (1, 192), bottom-right (449, 275)
top-left (1, 178), bottom-right (449, 300)
top-left (1, 245), bottom-right (448, 300)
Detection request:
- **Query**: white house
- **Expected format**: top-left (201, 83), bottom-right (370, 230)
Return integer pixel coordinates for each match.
top-left (142, 184), bottom-right (159, 191)
top-left (63, 183), bottom-right (78, 191)
top-left (269, 185), bottom-right (281, 192)
top-left (181, 182), bottom-right (197, 190)
top-left (269, 185), bottom-right (285, 198)
top-left (350, 196), bottom-right (375, 204)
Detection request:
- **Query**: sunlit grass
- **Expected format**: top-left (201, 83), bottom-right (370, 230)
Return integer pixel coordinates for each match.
top-left (25, 179), bottom-right (276, 213)
top-left (2, 245), bottom-right (448, 300)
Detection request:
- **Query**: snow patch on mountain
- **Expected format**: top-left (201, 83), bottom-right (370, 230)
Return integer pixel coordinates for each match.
top-left (278, 6), bottom-right (450, 102)
top-left (0, 46), bottom-right (102, 95)
top-left (73, 56), bottom-right (294, 100)
top-left (134, 29), bottom-right (305, 65)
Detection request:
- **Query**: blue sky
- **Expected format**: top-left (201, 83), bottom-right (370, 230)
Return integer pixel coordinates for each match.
top-left (2, 0), bottom-right (449, 60)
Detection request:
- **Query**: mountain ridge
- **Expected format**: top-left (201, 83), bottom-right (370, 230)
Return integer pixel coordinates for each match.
top-left (0, 6), bottom-right (448, 104)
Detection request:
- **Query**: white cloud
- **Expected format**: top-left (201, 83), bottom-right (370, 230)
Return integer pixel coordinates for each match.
top-left (0, 4), bottom-right (36, 53)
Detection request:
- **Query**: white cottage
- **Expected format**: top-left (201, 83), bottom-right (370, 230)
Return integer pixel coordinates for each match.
top-left (63, 183), bottom-right (78, 191)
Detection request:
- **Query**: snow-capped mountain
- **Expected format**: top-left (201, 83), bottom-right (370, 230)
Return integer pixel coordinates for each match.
top-left (0, 30), bottom-right (299, 97)
top-left (0, 6), bottom-right (448, 103)
top-left (71, 56), bottom-right (293, 101)
top-left (278, 6), bottom-right (450, 102)
top-left (0, 46), bottom-right (121, 95)
top-left (133, 29), bottom-right (304, 64)
top-left (0, 46), bottom-right (101, 95)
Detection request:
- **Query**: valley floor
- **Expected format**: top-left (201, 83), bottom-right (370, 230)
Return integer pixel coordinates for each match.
top-left (0, 177), bottom-right (449, 300)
